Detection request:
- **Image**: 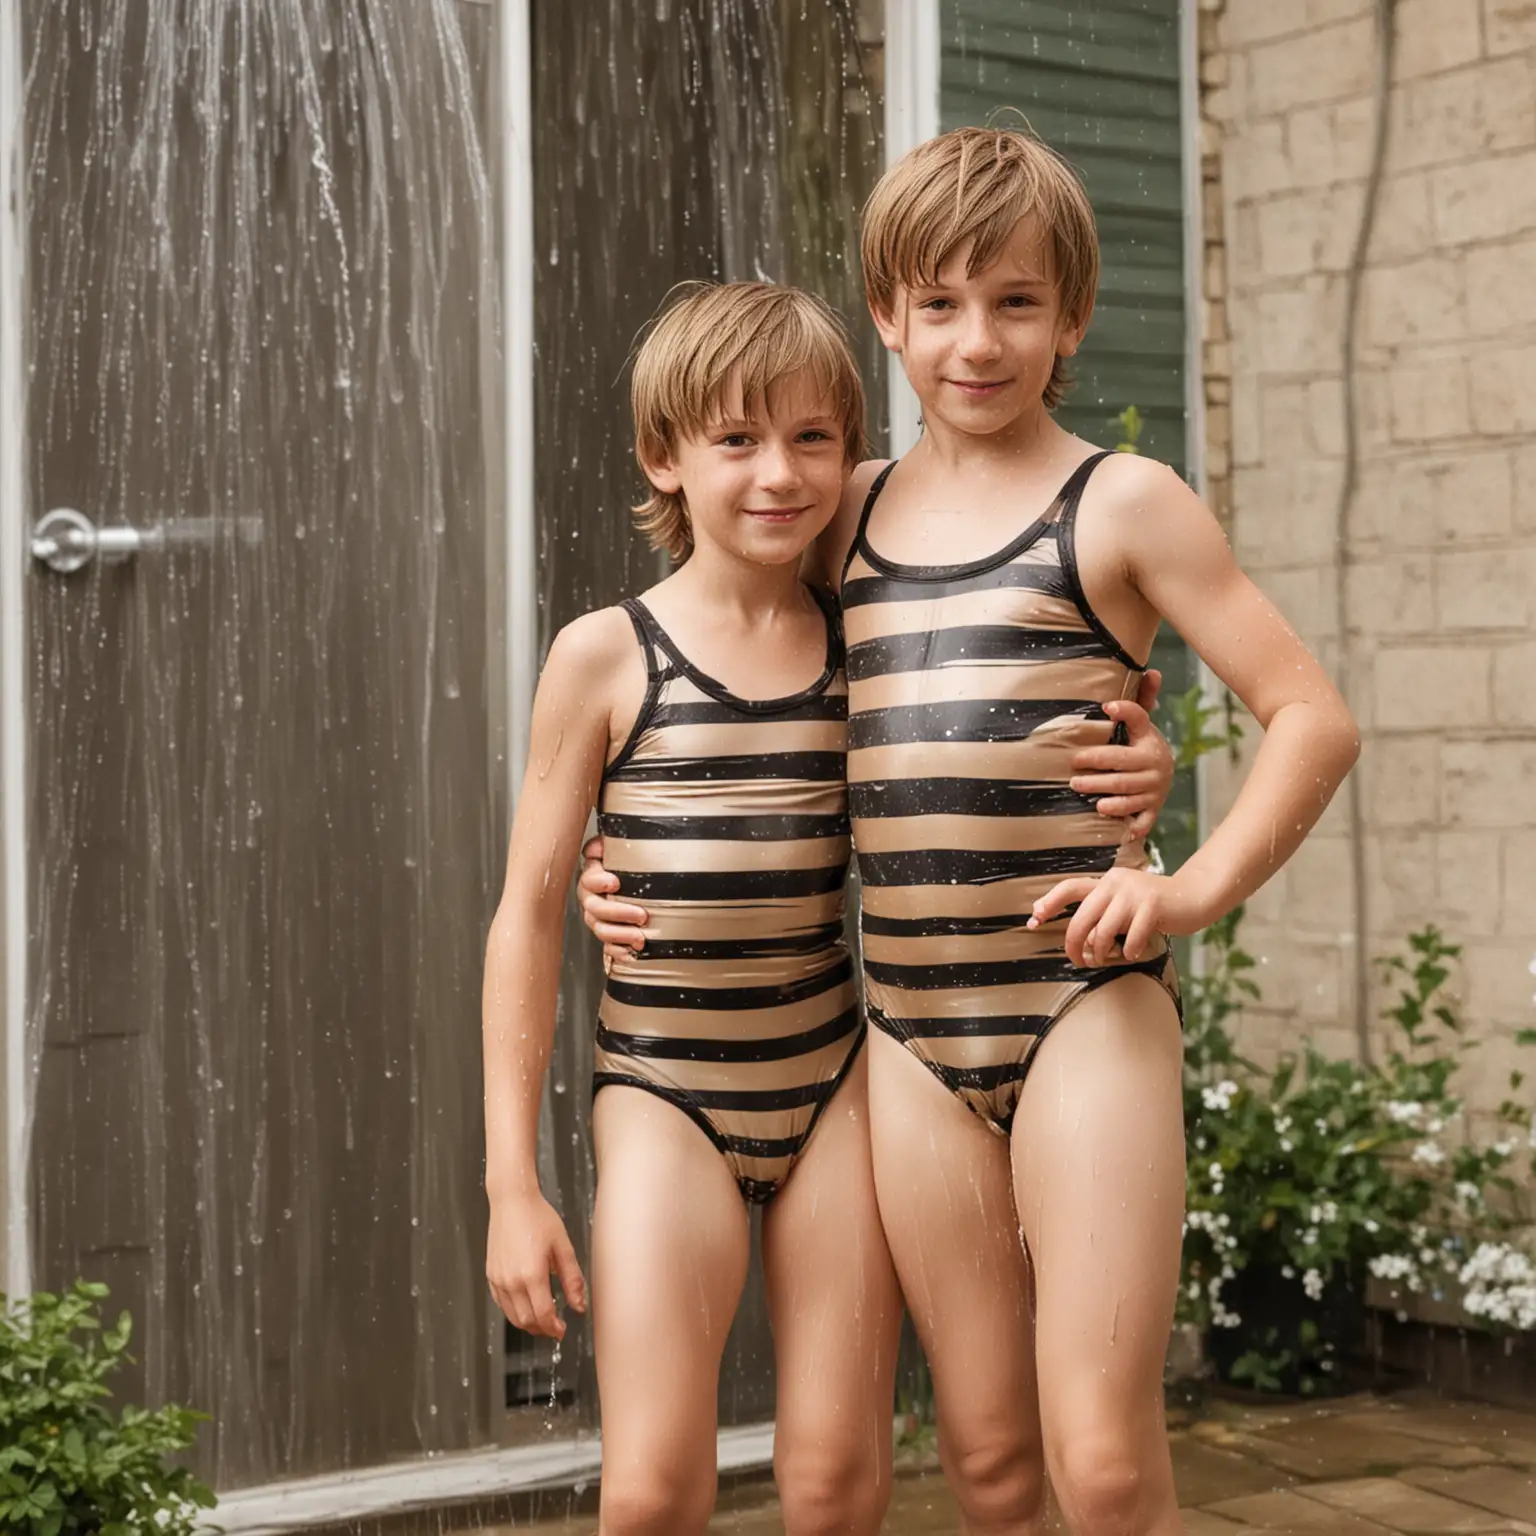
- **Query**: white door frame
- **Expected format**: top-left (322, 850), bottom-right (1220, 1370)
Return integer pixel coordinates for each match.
top-left (881, 0), bottom-right (938, 457)
top-left (503, 0), bottom-right (536, 802)
top-left (1, 0), bottom-right (31, 1305)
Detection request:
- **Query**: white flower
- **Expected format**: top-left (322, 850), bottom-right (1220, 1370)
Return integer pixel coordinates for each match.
top-left (1275, 1115), bottom-right (1292, 1134)
top-left (1364, 1218), bottom-right (1379, 1234)
top-left (1386, 1100), bottom-right (1424, 1125)
top-left (1201, 1080), bottom-right (1239, 1113)
top-left (1494, 1140), bottom-right (1515, 1159)
top-left (1281, 1265), bottom-right (1295, 1279)
top-left (1280, 1138), bottom-right (1294, 1152)
top-left (1187, 1281), bottom-right (1201, 1300)
top-left (1455, 1181), bottom-right (1482, 1207)
top-left (1412, 1141), bottom-right (1446, 1167)
top-left (1426, 1117), bottom-right (1444, 1135)
top-left (1460, 1241), bottom-right (1536, 1331)
top-left (1303, 1268), bottom-right (1325, 1301)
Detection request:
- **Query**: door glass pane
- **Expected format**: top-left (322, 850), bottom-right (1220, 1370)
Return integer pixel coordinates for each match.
top-left (24, 0), bottom-right (501, 1485)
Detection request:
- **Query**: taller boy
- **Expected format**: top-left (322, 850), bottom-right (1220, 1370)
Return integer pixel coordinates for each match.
top-left (587, 127), bottom-right (1358, 1534)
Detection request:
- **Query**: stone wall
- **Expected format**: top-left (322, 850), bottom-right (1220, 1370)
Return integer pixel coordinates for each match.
top-left (1200, 0), bottom-right (1536, 1103)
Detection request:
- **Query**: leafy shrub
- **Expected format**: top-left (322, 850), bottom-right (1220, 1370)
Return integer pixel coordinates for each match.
top-left (0, 1282), bottom-right (215, 1536)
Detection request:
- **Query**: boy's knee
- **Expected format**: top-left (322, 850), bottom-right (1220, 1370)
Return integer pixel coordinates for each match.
top-left (1050, 1434), bottom-right (1156, 1532)
top-left (942, 1434), bottom-right (1046, 1529)
top-left (599, 1463), bottom-right (714, 1536)
top-left (775, 1438), bottom-right (890, 1536)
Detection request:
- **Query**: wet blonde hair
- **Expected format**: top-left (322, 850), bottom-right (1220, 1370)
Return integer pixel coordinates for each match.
top-left (631, 281), bottom-right (867, 562)
top-left (861, 125), bottom-right (1099, 410)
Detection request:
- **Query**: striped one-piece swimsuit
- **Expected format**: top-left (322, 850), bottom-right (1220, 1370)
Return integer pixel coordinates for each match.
top-left (593, 589), bottom-right (864, 1202)
top-left (840, 449), bottom-right (1180, 1135)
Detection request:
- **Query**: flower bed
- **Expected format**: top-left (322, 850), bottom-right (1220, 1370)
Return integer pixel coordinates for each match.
top-left (1176, 918), bottom-right (1536, 1396)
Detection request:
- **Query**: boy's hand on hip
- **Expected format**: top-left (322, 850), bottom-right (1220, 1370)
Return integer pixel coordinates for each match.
top-left (1068, 670), bottom-right (1173, 839)
top-left (578, 835), bottom-right (649, 963)
top-left (487, 1190), bottom-right (587, 1339)
top-left (1027, 867), bottom-right (1210, 968)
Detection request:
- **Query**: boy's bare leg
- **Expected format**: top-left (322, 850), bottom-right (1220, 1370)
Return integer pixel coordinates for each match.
top-left (867, 1029), bottom-right (1048, 1535)
top-left (592, 1087), bottom-right (751, 1536)
top-left (762, 1049), bottom-right (904, 1536)
top-left (1012, 974), bottom-right (1185, 1536)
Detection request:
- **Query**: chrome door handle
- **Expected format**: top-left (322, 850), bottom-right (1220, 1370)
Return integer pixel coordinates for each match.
top-left (30, 507), bottom-right (261, 574)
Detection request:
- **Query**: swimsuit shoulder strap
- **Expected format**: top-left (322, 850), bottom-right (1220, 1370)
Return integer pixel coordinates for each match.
top-left (808, 581), bottom-right (845, 670)
top-left (1046, 448), bottom-right (1116, 529)
top-left (839, 458), bottom-right (898, 587)
top-left (618, 596), bottom-right (664, 682)
top-left (605, 599), bottom-right (668, 781)
top-left (1047, 451), bottom-right (1145, 672)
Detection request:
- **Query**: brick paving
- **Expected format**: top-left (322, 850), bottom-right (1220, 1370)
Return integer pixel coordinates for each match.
top-left (484, 1390), bottom-right (1536, 1533)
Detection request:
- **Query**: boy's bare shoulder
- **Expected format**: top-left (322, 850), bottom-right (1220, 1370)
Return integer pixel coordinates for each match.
top-left (1078, 451), bottom-right (1229, 585)
top-left (545, 605), bottom-right (638, 679)
top-left (1086, 451), bottom-right (1210, 535)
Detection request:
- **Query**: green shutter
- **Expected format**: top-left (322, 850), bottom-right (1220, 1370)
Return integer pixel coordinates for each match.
top-left (940, 0), bottom-right (1187, 472)
top-left (941, 0), bottom-right (1198, 869)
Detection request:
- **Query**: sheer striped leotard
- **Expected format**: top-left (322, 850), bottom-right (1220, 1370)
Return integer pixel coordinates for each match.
top-left (841, 449), bottom-right (1180, 1135)
top-left (593, 591), bottom-right (863, 1202)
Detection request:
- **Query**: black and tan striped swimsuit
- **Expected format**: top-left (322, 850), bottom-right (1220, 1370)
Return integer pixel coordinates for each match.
top-left (841, 449), bottom-right (1180, 1135)
top-left (593, 590), bottom-right (863, 1202)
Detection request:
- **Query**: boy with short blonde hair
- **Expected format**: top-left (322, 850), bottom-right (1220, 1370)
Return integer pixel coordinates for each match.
top-left (583, 126), bottom-right (1358, 1534)
top-left (484, 281), bottom-right (905, 1536)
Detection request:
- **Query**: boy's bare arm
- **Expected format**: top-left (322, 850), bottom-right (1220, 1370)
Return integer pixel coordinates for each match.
top-left (483, 608), bottom-right (631, 1336)
top-left (1033, 458), bottom-right (1358, 961)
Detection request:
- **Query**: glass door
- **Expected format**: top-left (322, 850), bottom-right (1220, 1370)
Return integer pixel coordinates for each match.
top-left (21, 0), bottom-right (504, 1487)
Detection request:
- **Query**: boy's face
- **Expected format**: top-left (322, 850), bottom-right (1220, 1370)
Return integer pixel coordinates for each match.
top-left (873, 214), bottom-right (1087, 438)
top-left (645, 368), bottom-right (847, 567)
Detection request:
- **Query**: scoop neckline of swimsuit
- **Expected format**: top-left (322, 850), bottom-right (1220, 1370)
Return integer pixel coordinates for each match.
top-left (632, 588), bottom-right (840, 715)
top-left (855, 450), bottom-right (1109, 584)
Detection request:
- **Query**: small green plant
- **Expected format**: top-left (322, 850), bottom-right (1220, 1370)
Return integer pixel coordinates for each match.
top-left (0, 1282), bottom-right (215, 1536)
top-left (1181, 923), bottom-right (1536, 1392)
top-left (1113, 404), bottom-right (1143, 453)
